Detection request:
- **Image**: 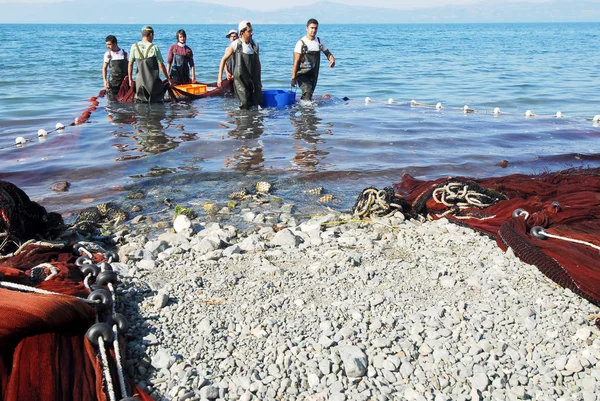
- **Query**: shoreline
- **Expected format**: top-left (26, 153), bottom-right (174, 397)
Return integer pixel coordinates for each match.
top-left (110, 193), bottom-right (600, 401)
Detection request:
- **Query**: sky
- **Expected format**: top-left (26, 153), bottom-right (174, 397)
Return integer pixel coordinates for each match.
top-left (1, 0), bottom-right (598, 23)
top-left (0, 0), bottom-right (573, 12)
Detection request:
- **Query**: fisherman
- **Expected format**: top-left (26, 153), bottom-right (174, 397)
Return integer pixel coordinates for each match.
top-left (291, 18), bottom-right (335, 101)
top-left (128, 26), bottom-right (172, 103)
top-left (217, 21), bottom-right (262, 110)
top-left (167, 29), bottom-right (196, 84)
top-left (224, 29), bottom-right (238, 80)
top-left (102, 35), bottom-right (128, 99)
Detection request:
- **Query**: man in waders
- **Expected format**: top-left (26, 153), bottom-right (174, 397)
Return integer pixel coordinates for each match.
top-left (217, 21), bottom-right (262, 110)
top-left (128, 26), bottom-right (172, 103)
top-left (102, 35), bottom-right (128, 99)
top-left (167, 29), bottom-right (196, 84)
top-left (291, 18), bottom-right (335, 101)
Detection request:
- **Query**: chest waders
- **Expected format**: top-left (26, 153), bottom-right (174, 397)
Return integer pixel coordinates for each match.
top-left (134, 43), bottom-right (164, 103)
top-left (107, 52), bottom-right (127, 99)
top-left (233, 40), bottom-right (262, 110)
top-left (170, 46), bottom-right (191, 84)
top-left (226, 55), bottom-right (236, 79)
top-left (297, 38), bottom-right (321, 101)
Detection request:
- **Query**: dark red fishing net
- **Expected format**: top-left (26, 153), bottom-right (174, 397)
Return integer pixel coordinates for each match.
top-left (0, 182), bottom-right (153, 401)
top-left (393, 168), bottom-right (600, 305)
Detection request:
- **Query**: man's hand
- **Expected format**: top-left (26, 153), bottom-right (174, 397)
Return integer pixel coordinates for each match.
top-left (291, 78), bottom-right (297, 87)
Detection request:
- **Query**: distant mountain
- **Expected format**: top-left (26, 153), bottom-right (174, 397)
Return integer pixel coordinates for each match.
top-left (1, 0), bottom-right (599, 24)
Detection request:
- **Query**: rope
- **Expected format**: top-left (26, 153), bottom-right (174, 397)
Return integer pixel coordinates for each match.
top-left (0, 281), bottom-right (100, 305)
top-left (364, 97), bottom-right (598, 124)
top-left (97, 336), bottom-right (117, 401)
top-left (432, 182), bottom-right (496, 209)
top-left (112, 323), bottom-right (129, 398)
top-left (353, 187), bottom-right (402, 218)
top-left (539, 228), bottom-right (600, 252)
top-left (79, 246), bottom-right (93, 259)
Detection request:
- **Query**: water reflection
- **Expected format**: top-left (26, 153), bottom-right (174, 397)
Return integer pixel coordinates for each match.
top-left (107, 103), bottom-right (180, 160)
top-left (225, 110), bottom-right (264, 170)
top-left (290, 105), bottom-right (330, 171)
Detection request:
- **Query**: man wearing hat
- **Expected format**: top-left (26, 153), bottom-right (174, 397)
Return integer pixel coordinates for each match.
top-left (128, 26), bottom-right (172, 103)
top-left (217, 21), bottom-right (262, 110)
top-left (291, 18), bottom-right (335, 101)
top-left (224, 29), bottom-right (238, 80)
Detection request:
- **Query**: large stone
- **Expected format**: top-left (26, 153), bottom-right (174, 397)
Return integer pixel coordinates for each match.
top-left (338, 346), bottom-right (368, 377)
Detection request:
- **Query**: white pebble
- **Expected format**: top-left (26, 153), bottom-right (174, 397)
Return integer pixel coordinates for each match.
top-left (37, 129), bottom-right (47, 137)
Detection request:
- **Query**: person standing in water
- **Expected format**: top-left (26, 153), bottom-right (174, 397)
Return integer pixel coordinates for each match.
top-left (217, 21), bottom-right (262, 110)
top-left (167, 29), bottom-right (196, 84)
top-left (102, 35), bottom-right (128, 99)
top-left (291, 18), bottom-right (335, 101)
top-left (128, 26), bottom-right (172, 103)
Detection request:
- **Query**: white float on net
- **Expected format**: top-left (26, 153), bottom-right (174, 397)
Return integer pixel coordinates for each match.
top-left (364, 97), bottom-right (371, 104)
top-left (494, 107), bottom-right (500, 115)
top-left (55, 122), bottom-right (65, 130)
top-left (436, 103), bottom-right (442, 110)
top-left (556, 111), bottom-right (563, 118)
top-left (592, 115), bottom-right (600, 123)
top-left (410, 100), bottom-right (417, 106)
top-left (387, 98), bottom-right (394, 104)
top-left (15, 137), bottom-right (26, 145)
top-left (525, 110), bottom-right (533, 117)
top-left (37, 129), bottom-right (48, 137)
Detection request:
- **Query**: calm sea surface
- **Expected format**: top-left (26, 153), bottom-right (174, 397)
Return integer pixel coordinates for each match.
top-left (1, 23), bottom-right (599, 217)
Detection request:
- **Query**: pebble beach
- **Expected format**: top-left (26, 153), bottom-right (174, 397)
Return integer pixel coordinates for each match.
top-left (107, 193), bottom-right (600, 401)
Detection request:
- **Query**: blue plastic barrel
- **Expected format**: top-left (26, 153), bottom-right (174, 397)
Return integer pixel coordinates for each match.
top-left (262, 89), bottom-right (296, 108)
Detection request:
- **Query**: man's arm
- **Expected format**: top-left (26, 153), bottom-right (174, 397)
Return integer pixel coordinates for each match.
top-left (102, 62), bottom-right (109, 89)
top-left (323, 49), bottom-right (335, 68)
top-left (190, 66), bottom-right (196, 83)
top-left (128, 61), bottom-right (133, 87)
top-left (218, 46), bottom-right (234, 87)
top-left (291, 52), bottom-right (301, 87)
top-left (159, 63), bottom-right (173, 85)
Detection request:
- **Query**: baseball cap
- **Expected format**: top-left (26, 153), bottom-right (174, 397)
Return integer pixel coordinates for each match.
top-left (226, 29), bottom-right (237, 38)
top-left (142, 26), bottom-right (154, 34)
top-left (238, 21), bottom-right (250, 33)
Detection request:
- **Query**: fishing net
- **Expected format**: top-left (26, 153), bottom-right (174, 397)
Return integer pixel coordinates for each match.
top-left (390, 168), bottom-right (600, 306)
top-left (0, 181), bottom-right (153, 401)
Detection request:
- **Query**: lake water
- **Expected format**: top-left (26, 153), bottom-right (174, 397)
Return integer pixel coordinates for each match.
top-left (1, 23), bottom-right (599, 218)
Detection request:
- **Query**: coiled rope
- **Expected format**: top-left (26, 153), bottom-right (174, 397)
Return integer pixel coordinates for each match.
top-left (352, 187), bottom-right (403, 218)
top-left (432, 182), bottom-right (497, 209)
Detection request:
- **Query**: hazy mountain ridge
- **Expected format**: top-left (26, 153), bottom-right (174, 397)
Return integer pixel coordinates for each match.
top-left (1, 0), bottom-right (599, 24)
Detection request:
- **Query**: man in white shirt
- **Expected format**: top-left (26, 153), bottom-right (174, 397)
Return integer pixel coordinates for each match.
top-left (217, 21), bottom-right (262, 109)
top-left (291, 18), bottom-right (335, 101)
top-left (102, 35), bottom-right (128, 99)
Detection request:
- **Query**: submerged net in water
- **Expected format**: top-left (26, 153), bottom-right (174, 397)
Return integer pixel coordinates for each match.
top-left (391, 168), bottom-right (600, 306)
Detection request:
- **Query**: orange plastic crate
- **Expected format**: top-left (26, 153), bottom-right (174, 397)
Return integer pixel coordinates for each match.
top-left (174, 84), bottom-right (207, 95)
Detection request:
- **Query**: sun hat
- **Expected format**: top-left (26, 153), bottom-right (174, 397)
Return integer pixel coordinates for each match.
top-left (225, 29), bottom-right (237, 38)
top-left (238, 21), bottom-right (251, 33)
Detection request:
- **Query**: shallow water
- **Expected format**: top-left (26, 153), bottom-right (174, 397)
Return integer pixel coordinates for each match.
top-left (1, 23), bottom-right (599, 216)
